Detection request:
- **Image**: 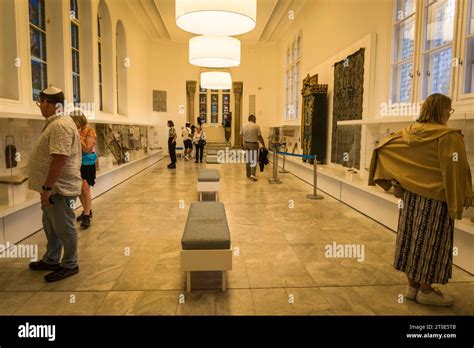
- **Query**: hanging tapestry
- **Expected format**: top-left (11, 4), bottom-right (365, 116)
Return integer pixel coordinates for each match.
top-left (330, 47), bottom-right (365, 170)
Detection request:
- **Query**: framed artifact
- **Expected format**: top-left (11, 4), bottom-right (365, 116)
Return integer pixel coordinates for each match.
top-left (152, 90), bottom-right (167, 112)
top-left (300, 74), bottom-right (328, 164)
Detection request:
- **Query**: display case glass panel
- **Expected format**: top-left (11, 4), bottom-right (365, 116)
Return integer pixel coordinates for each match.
top-left (0, 118), bottom-right (158, 214)
top-left (0, 118), bottom-right (44, 211)
top-left (324, 114), bottom-right (474, 202)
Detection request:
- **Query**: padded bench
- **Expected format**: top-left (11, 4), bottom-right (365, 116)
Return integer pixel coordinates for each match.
top-left (181, 202), bottom-right (232, 292)
top-left (197, 169), bottom-right (220, 201)
top-left (206, 149), bottom-right (219, 156)
top-left (205, 155), bottom-right (221, 170)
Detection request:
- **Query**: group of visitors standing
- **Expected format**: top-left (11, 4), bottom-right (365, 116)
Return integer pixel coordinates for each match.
top-left (167, 120), bottom-right (207, 168)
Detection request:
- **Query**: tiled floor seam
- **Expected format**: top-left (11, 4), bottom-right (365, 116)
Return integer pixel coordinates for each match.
top-left (241, 262), bottom-right (257, 314)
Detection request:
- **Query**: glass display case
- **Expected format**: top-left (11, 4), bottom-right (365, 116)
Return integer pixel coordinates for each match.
top-left (0, 117), bottom-right (160, 213)
top-left (316, 113), bottom-right (474, 202)
top-left (94, 123), bottom-right (151, 170)
top-left (267, 126), bottom-right (302, 153)
top-left (280, 125), bottom-right (301, 155)
top-left (267, 126), bottom-right (281, 152)
top-left (0, 118), bottom-right (44, 210)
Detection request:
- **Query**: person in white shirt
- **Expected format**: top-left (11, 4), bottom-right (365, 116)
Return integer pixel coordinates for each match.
top-left (181, 122), bottom-right (193, 160)
top-left (193, 126), bottom-right (206, 163)
top-left (240, 115), bottom-right (266, 181)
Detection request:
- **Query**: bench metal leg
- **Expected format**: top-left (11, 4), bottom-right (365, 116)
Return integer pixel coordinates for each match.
top-left (222, 271), bottom-right (227, 291)
top-left (187, 271), bottom-right (191, 292)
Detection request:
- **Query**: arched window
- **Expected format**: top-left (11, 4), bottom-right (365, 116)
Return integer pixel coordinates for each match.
top-left (116, 20), bottom-right (127, 115)
top-left (97, 15), bottom-right (103, 111)
top-left (29, 0), bottom-right (47, 101)
top-left (285, 33), bottom-right (302, 120)
top-left (98, 0), bottom-right (113, 113)
top-left (70, 0), bottom-right (80, 104)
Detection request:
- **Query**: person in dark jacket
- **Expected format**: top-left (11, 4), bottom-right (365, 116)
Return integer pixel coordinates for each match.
top-left (167, 120), bottom-right (177, 169)
top-left (259, 147), bottom-right (269, 172)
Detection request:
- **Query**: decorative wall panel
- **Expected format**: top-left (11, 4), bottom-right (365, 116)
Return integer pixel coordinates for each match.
top-left (301, 74), bottom-right (328, 164)
top-left (153, 90), bottom-right (167, 112)
top-left (330, 48), bottom-right (365, 169)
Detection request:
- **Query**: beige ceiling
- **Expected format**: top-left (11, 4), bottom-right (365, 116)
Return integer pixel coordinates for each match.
top-left (125, 0), bottom-right (308, 44)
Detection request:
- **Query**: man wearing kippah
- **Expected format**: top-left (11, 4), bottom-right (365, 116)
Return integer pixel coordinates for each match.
top-left (27, 86), bottom-right (82, 282)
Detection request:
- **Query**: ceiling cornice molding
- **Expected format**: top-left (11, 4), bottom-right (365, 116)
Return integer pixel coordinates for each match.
top-left (259, 0), bottom-right (293, 43)
top-left (122, 0), bottom-right (154, 39)
top-left (122, 0), bottom-right (170, 40)
top-left (265, 0), bottom-right (310, 43)
top-left (151, 37), bottom-right (188, 46)
top-left (150, 0), bottom-right (171, 40)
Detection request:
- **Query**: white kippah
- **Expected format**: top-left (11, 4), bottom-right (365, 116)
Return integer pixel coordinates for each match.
top-left (42, 85), bottom-right (63, 95)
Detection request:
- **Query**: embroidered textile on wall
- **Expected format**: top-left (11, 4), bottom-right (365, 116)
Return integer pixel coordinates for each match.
top-left (330, 48), bottom-right (365, 169)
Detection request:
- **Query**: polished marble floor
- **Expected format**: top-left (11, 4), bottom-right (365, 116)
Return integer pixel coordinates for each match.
top-left (0, 158), bottom-right (473, 315)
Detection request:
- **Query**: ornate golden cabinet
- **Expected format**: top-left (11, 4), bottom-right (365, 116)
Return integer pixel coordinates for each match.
top-left (301, 74), bottom-right (328, 163)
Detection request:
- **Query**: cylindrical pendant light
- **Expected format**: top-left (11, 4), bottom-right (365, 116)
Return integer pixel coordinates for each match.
top-left (176, 0), bottom-right (257, 36)
top-left (200, 71), bottom-right (232, 90)
top-left (189, 36), bottom-right (240, 68)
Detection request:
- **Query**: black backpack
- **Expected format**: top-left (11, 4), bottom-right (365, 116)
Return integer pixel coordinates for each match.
top-left (5, 136), bottom-right (17, 169)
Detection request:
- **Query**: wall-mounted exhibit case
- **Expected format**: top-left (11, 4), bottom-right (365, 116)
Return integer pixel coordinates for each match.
top-left (268, 125), bottom-right (301, 154)
top-left (301, 73), bottom-right (328, 164)
top-left (0, 118), bottom-right (161, 213)
top-left (267, 127), bottom-right (281, 152)
top-left (281, 125), bottom-right (301, 154)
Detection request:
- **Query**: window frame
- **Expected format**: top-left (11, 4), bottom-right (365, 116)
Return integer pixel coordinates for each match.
top-left (97, 14), bottom-right (103, 111)
top-left (389, 0), bottom-right (466, 108)
top-left (71, 0), bottom-right (81, 105)
top-left (456, 0), bottom-right (474, 101)
top-left (285, 32), bottom-right (302, 121)
top-left (198, 87), bottom-right (232, 125)
top-left (418, 0), bottom-right (458, 100)
top-left (390, 0), bottom-right (417, 103)
top-left (28, 0), bottom-right (48, 102)
top-left (115, 34), bottom-right (119, 114)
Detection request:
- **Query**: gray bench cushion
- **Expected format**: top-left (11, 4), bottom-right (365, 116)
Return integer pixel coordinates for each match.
top-left (182, 202), bottom-right (231, 250)
top-left (198, 169), bottom-right (220, 182)
top-left (207, 149), bottom-right (218, 155)
top-left (206, 156), bottom-right (220, 164)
